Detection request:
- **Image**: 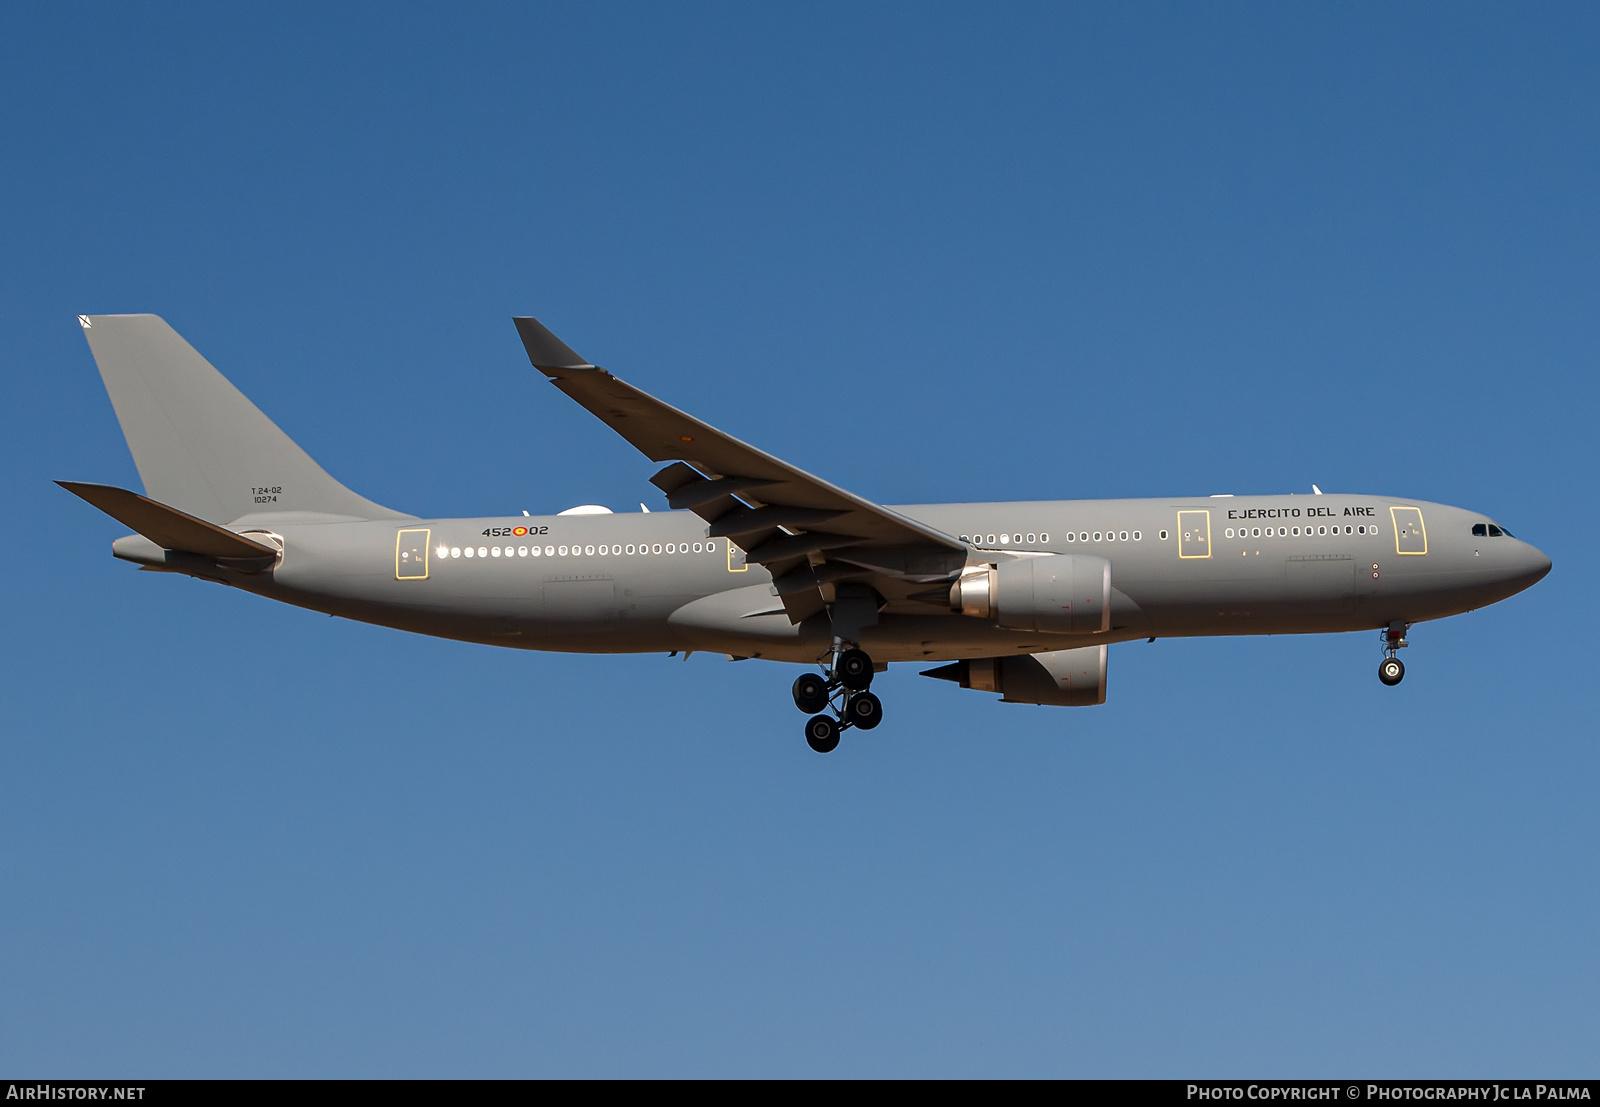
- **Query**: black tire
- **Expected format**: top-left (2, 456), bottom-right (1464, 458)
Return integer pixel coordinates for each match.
top-left (805, 714), bottom-right (840, 753)
top-left (846, 691), bottom-right (883, 730)
top-left (836, 647), bottom-right (874, 691)
top-left (792, 672), bottom-right (829, 715)
top-left (1379, 657), bottom-right (1405, 686)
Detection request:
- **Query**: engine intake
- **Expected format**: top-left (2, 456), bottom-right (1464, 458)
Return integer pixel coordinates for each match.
top-left (950, 554), bottom-right (1110, 634)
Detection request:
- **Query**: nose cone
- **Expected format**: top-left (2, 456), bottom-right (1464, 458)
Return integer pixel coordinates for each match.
top-left (1510, 542), bottom-right (1552, 593)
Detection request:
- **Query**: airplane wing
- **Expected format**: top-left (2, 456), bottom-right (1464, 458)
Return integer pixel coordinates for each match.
top-left (513, 317), bottom-right (969, 623)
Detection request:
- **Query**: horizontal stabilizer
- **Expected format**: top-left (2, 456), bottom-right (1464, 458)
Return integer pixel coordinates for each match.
top-left (57, 481), bottom-right (278, 560)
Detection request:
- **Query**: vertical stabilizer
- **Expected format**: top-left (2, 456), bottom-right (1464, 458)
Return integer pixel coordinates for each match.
top-left (79, 314), bottom-right (409, 523)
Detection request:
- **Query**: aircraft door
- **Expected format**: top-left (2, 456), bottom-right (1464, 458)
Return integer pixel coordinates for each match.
top-left (1390, 507), bottom-right (1428, 555)
top-left (1177, 510), bottom-right (1211, 559)
top-left (395, 528), bottom-right (430, 579)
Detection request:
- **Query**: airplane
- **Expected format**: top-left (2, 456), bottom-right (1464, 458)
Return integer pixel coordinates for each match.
top-left (61, 314), bottom-right (1551, 753)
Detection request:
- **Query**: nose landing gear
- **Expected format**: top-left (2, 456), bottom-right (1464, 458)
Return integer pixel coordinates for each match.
top-left (1379, 621), bottom-right (1409, 686)
top-left (794, 645), bottom-right (882, 752)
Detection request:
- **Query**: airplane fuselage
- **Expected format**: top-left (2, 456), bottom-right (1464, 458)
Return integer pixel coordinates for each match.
top-left (119, 492), bottom-right (1550, 667)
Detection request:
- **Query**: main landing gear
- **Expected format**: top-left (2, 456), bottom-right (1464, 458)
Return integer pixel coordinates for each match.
top-left (793, 646), bottom-right (882, 753)
top-left (1378, 621), bottom-right (1410, 686)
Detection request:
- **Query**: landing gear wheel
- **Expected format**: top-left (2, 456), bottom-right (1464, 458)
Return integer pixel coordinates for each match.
top-left (845, 691), bottom-right (883, 730)
top-left (792, 672), bottom-right (829, 715)
top-left (836, 648), bottom-right (874, 691)
top-left (805, 714), bottom-right (841, 753)
top-left (1379, 657), bottom-right (1405, 686)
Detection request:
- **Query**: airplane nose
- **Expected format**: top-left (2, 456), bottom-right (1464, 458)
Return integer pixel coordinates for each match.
top-left (1531, 546), bottom-right (1552, 580)
top-left (1511, 542), bottom-right (1552, 591)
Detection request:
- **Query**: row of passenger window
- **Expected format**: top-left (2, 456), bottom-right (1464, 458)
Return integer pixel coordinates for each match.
top-left (959, 530), bottom-right (1146, 547)
top-left (961, 531), bottom-right (1050, 546)
top-left (435, 541), bottom-right (719, 560)
top-left (1226, 524), bottom-right (1376, 539)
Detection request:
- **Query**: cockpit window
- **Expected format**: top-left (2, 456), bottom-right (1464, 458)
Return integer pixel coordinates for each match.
top-left (1487, 524), bottom-right (1504, 537)
top-left (1500, 525), bottom-right (1514, 537)
top-left (1472, 523), bottom-right (1487, 537)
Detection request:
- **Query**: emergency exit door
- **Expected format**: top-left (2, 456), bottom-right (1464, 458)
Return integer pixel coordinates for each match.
top-left (395, 528), bottom-right (431, 579)
top-left (1389, 507), bottom-right (1428, 555)
top-left (1177, 510), bottom-right (1211, 559)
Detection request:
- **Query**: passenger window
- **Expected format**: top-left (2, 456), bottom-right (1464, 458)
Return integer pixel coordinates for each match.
top-left (1472, 523), bottom-right (1487, 537)
top-left (1487, 525), bottom-right (1503, 537)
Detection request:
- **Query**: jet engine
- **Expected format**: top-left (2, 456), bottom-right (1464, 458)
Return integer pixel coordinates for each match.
top-left (949, 554), bottom-right (1110, 634)
top-left (921, 645), bottom-right (1108, 706)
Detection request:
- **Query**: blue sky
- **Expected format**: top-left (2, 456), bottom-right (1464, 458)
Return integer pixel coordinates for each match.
top-left (2, 3), bottom-right (1596, 1076)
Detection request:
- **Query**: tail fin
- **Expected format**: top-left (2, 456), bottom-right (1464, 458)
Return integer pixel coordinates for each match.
top-left (78, 314), bottom-right (409, 524)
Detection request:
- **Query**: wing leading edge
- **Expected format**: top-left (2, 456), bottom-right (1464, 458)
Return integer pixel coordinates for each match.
top-left (512, 317), bottom-right (969, 623)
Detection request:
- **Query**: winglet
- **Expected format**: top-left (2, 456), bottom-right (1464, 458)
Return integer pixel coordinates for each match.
top-left (513, 317), bottom-right (594, 373)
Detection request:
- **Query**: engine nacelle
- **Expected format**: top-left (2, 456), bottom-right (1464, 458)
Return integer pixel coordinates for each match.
top-left (922, 645), bottom-right (1108, 706)
top-left (950, 554), bottom-right (1110, 634)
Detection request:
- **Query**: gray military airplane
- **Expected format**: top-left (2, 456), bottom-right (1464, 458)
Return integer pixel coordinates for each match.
top-left (62, 314), bottom-right (1550, 753)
